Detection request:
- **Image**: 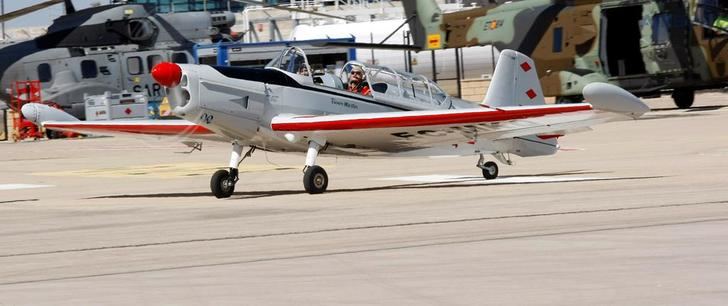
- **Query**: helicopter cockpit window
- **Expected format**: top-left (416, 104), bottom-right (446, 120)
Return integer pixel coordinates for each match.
top-left (37, 63), bottom-right (52, 83)
top-left (81, 60), bottom-right (98, 79)
top-left (127, 57), bottom-right (143, 75)
top-left (147, 55), bottom-right (163, 73)
top-left (266, 47), bottom-right (311, 76)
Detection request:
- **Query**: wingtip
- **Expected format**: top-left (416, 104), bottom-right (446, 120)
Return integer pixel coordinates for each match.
top-left (583, 83), bottom-right (650, 118)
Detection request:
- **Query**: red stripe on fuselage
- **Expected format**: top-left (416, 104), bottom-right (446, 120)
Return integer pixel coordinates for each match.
top-left (44, 123), bottom-right (213, 135)
top-left (272, 105), bottom-right (592, 131)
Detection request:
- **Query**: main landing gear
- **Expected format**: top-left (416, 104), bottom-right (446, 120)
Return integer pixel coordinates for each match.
top-left (302, 140), bottom-right (328, 194)
top-left (211, 143), bottom-right (255, 198)
top-left (210, 140), bottom-right (329, 198)
top-left (477, 153), bottom-right (511, 180)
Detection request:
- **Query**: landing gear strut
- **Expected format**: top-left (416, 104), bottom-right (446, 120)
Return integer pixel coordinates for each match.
top-left (302, 140), bottom-right (328, 194)
top-left (210, 143), bottom-right (255, 199)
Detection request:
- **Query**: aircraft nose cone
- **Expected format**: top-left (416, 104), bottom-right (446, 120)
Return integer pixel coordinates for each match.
top-left (152, 62), bottom-right (182, 87)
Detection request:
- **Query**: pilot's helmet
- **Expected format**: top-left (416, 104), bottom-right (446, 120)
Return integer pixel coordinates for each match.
top-left (350, 65), bottom-right (365, 79)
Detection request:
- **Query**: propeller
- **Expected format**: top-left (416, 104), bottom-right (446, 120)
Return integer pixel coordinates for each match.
top-left (152, 62), bottom-right (188, 115)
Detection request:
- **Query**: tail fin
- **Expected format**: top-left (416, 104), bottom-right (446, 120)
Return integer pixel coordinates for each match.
top-left (483, 49), bottom-right (545, 107)
top-left (401, 0), bottom-right (445, 50)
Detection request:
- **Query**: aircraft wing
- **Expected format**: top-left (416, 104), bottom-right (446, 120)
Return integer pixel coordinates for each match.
top-left (42, 120), bottom-right (217, 138)
top-left (22, 103), bottom-right (224, 142)
top-left (271, 103), bottom-right (622, 152)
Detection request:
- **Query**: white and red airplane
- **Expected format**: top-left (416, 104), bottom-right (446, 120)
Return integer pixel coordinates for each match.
top-left (22, 47), bottom-right (649, 198)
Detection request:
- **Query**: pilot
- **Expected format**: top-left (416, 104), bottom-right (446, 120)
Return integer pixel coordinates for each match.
top-left (347, 66), bottom-right (370, 96)
top-left (297, 64), bottom-right (310, 76)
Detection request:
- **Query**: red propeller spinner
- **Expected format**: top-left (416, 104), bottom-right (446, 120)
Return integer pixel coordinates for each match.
top-left (151, 62), bottom-right (182, 87)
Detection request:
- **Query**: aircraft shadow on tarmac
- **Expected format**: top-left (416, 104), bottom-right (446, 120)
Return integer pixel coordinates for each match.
top-left (647, 104), bottom-right (727, 113)
top-left (88, 171), bottom-right (664, 200)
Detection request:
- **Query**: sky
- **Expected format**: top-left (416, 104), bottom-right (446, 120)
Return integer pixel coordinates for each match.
top-left (2, 0), bottom-right (100, 30)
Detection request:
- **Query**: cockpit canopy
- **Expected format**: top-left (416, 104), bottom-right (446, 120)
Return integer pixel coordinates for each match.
top-left (266, 47), bottom-right (450, 107)
top-left (342, 62), bottom-right (449, 107)
top-left (266, 47), bottom-right (311, 76)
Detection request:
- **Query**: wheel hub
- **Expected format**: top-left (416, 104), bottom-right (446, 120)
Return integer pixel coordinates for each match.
top-left (313, 173), bottom-right (325, 188)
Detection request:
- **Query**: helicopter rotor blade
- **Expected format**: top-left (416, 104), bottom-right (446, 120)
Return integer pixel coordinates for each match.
top-left (313, 41), bottom-right (422, 51)
top-left (0, 0), bottom-right (64, 24)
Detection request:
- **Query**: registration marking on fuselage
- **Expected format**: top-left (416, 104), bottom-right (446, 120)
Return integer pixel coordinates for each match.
top-left (0, 184), bottom-right (53, 191)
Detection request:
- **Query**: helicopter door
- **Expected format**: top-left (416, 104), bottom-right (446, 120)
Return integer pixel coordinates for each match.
top-left (639, 1), bottom-right (692, 75)
top-left (121, 51), bottom-right (166, 102)
top-left (600, 5), bottom-right (647, 76)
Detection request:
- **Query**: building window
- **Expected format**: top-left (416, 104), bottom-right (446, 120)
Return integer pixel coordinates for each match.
top-left (147, 55), bottom-right (163, 73)
top-left (37, 63), bottom-right (52, 83)
top-left (81, 60), bottom-right (98, 79)
top-left (552, 27), bottom-right (563, 53)
top-left (127, 57), bottom-right (143, 75)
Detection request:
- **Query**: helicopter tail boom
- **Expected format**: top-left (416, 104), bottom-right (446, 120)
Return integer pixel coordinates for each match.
top-left (401, 0), bottom-right (445, 50)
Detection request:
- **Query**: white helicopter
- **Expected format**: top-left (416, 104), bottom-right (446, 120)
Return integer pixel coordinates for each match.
top-left (22, 47), bottom-right (649, 198)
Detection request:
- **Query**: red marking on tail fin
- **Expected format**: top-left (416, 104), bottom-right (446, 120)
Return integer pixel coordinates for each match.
top-left (520, 62), bottom-right (532, 72)
top-left (526, 89), bottom-right (537, 99)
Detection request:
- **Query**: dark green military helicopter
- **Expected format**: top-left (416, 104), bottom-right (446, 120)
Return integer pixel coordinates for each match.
top-left (402, 0), bottom-right (728, 108)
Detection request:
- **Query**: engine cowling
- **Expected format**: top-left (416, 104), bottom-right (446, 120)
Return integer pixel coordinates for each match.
top-left (153, 63), bottom-right (264, 140)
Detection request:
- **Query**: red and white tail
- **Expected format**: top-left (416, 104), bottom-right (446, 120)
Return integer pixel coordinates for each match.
top-left (483, 49), bottom-right (545, 107)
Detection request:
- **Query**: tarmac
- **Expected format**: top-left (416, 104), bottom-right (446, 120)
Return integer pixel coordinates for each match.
top-left (1, 94), bottom-right (728, 305)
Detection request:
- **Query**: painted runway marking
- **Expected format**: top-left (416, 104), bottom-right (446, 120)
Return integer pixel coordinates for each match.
top-left (0, 184), bottom-right (53, 191)
top-left (374, 175), bottom-right (603, 184)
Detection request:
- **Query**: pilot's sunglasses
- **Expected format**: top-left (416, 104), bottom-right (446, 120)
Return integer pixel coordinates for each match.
top-left (351, 71), bottom-right (363, 75)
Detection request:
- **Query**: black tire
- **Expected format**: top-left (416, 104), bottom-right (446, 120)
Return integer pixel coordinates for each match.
top-left (45, 129), bottom-right (59, 139)
top-left (210, 169), bottom-right (235, 198)
top-left (481, 161), bottom-right (499, 180)
top-left (303, 166), bottom-right (328, 194)
top-left (672, 89), bottom-right (694, 109)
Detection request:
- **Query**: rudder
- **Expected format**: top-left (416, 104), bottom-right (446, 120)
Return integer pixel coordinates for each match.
top-left (483, 49), bottom-right (545, 107)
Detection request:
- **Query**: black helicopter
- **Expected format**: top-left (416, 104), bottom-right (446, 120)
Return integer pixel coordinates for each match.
top-left (0, 0), bottom-right (237, 118)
